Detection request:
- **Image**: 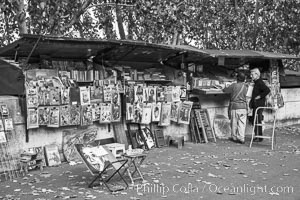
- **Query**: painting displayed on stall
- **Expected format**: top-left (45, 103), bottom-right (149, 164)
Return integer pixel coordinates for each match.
top-left (141, 103), bottom-right (152, 124)
top-left (170, 102), bottom-right (181, 122)
top-left (48, 106), bottom-right (60, 127)
top-left (90, 86), bottom-right (103, 102)
top-left (152, 102), bottom-right (161, 122)
top-left (156, 86), bottom-right (165, 102)
top-left (0, 131), bottom-right (7, 143)
top-left (134, 84), bottom-right (144, 103)
top-left (91, 103), bottom-right (101, 121)
top-left (60, 105), bottom-right (70, 126)
top-left (178, 101), bottom-right (193, 124)
top-left (100, 103), bottom-right (111, 123)
top-left (61, 87), bottom-right (70, 105)
top-left (126, 103), bottom-right (134, 121)
top-left (126, 84), bottom-right (135, 104)
top-left (172, 86), bottom-right (181, 102)
top-left (27, 108), bottom-right (39, 129)
top-left (148, 86), bottom-right (156, 103)
top-left (62, 128), bottom-right (97, 162)
top-left (143, 87), bottom-right (149, 102)
top-left (44, 144), bottom-right (61, 166)
top-left (26, 87), bottom-right (39, 108)
top-left (0, 120), bottom-right (4, 131)
top-left (159, 102), bottom-right (171, 126)
top-left (4, 118), bottom-right (14, 131)
top-left (111, 90), bottom-right (121, 122)
top-left (0, 104), bottom-right (9, 117)
top-left (103, 85), bottom-right (112, 102)
top-left (79, 86), bottom-right (91, 106)
top-left (49, 87), bottom-right (61, 105)
top-left (81, 105), bottom-right (93, 126)
top-left (180, 86), bottom-right (187, 100)
top-left (133, 102), bottom-right (143, 123)
top-left (70, 105), bottom-right (81, 125)
top-left (164, 86), bottom-right (173, 102)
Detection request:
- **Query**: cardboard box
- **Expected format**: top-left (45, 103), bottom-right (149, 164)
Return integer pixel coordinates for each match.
top-left (104, 143), bottom-right (125, 159)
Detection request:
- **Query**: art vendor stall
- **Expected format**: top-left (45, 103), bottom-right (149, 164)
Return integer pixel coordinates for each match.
top-left (0, 34), bottom-right (299, 178)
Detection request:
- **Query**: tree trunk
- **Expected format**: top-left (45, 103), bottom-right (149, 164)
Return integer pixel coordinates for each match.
top-left (115, 3), bottom-right (126, 40)
top-left (252, 0), bottom-right (260, 49)
top-left (17, 0), bottom-right (27, 34)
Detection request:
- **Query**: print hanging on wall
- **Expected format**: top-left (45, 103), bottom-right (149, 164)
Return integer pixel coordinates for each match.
top-left (81, 105), bottom-right (93, 126)
top-left (126, 103), bottom-right (134, 121)
top-left (27, 108), bottom-right (39, 129)
top-left (111, 90), bottom-right (121, 122)
top-left (133, 102), bottom-right (143, 123)
top-left (164, 86), bottom-right (173, 102)
top-left (134, 84), bottom-right (144, 103)
top-left (79, 86), bottom-right (91, 106)
top-left (91, 103), bottom-right (101, 121)
top-left (148, 86), bottom-right (156, 103)
top-left (152, 102), bottom-right (161, 122)
top-left (0, 131), bottom-right (7, 143)
top-left (172, 86), bottom-right (181, 102)
top-left (141, 103), bottom-right (152, 124)
top-left (70, 105), bottom-right (81, 125)
top-left (143, 87), bottom-right (149, 103)
top-left (178, 101), bottom-right (193, 125)
top-left (103, 85), bottom-right (112, 102)
top-left (0, 104), bottom-right (9, 117)
top-left (38, 107), bottom-right (50, 126)
top-left (159, 102), bottom-right (171, 126)
top-left (48, 106), bottom-right (60, 127)
top-left (125, 83), bottom-right (135, 104)
top-left (170, 102), bottom-right (181, 122)
top-left (61, 87), bottom-right (70, 105)
top-left (0, 119), bottom-right (4, 131)
top-left (100, 103), bottom-right (112, 123)
top-left (4, 118), bottom-right (14, 131)
top-left (26, 86), bottom-right (39, 108)
top-left (60, 105), bottom-right (70, 126)
top-left (156, 86), bottom-right (165, 102)
top-left (49, 87), bottom-right (61, 105)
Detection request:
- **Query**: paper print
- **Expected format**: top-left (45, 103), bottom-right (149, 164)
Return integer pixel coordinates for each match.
top-left (133, 102), bottom-right (143, 123)
top-left (0, 104), bottom-right (9, 117)
top-left (60, 105), bottom-right (70, 126)
top-left (38, 107), bottom-right (50, 126)
top-left (143, 87), bottom-right (149, 103)
top-left (0, 120), bottom-right (4, 131)
top-left (152, 102), bottom-right (161, 122)
top-left (44, 145), bottom-right (61, 166)
top-left (4, 118), bottom-right (13, 131)
top-left (48, 106), bottom-right (60, 127)
top-left (156, 86), bottom-right (165, 102)
top-left (0, 131), bottom-right (7, 143)
top-left (70, 87), bottom-right (80, 105)
top-left (80, 86), bottom-right (91, 106)
top-left (141, 103), bottom-right (152, 124)
top-left (164, 86), bottom-right (173, 102)
top-left (100, 103), bottom-right (112, 123)
top-left (81, 105), bottom-right (93, 126)
top-left (70, 105), bottom-right (81, 125)
top-left (172, 86), bottom-right (181, 102)
top-left (178, 101), bottom-right (193, 125)
top-left (126, 103), bottom-right (134, 121)
top-left (125, 83), bottom-right (135, 104)
top-left (27, 108), bottom-right (39, 129)
top-left (170, 102), bottom-right (181, 122)
top-left (148, 86), bottom-right (156, 103)
top-left (111, 90), bottom-right (121, 122)
top-left (103, 85), bottom-right (112, 102)
top-left (61, 87), bottom-right (70, 105)
top-left (91, 103), bottom-right (101, 121)
top-left (134, 84), bottom-right (144, 103)
top-left (159, 102), bottom-right (171, 126)
top-left (49, 87), bottom-right (61, 105)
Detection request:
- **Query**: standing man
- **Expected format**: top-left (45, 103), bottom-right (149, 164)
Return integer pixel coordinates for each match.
top-left (249, 68), bottom-right (270, 142)
top-left (223, 72), bottom-right (248, 144)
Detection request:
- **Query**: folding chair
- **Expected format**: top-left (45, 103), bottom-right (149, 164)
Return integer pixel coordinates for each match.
top-left (74, 143), bottom-right (129, 192)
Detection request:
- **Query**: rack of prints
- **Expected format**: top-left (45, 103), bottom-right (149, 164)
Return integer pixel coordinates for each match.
top-left (25, 76), bottom-right (122, 129)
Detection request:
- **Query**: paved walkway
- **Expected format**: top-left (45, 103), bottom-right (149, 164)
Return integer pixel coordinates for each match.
top-left (0, 125), bottom-right (299, 200)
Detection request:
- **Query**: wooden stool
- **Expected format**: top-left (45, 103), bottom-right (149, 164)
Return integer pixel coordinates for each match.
top-left (20, 158), bottom-right (43, 173)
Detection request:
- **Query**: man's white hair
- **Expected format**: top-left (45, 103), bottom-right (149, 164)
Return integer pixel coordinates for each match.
top-left (251, 68), bottom-right (260, 76)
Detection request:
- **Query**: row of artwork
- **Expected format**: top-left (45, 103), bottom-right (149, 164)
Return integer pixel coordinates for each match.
top-left (125, 84), bottom-right (187, 104)
top-left (27, 103), bottom-right (121, 129)
top-left (26, 78), bottom-right (121, 108)
top-left (126, 101), bottom-right (193, 126)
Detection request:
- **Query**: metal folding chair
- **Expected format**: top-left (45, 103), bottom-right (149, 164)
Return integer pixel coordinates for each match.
top-left (249, 107), bottom-right (278, 150)
top-left (74, 143), bottom-right (129, 192)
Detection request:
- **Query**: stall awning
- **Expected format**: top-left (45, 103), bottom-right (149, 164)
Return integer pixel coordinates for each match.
top-left (0, 34), bottom-right (211, 67)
